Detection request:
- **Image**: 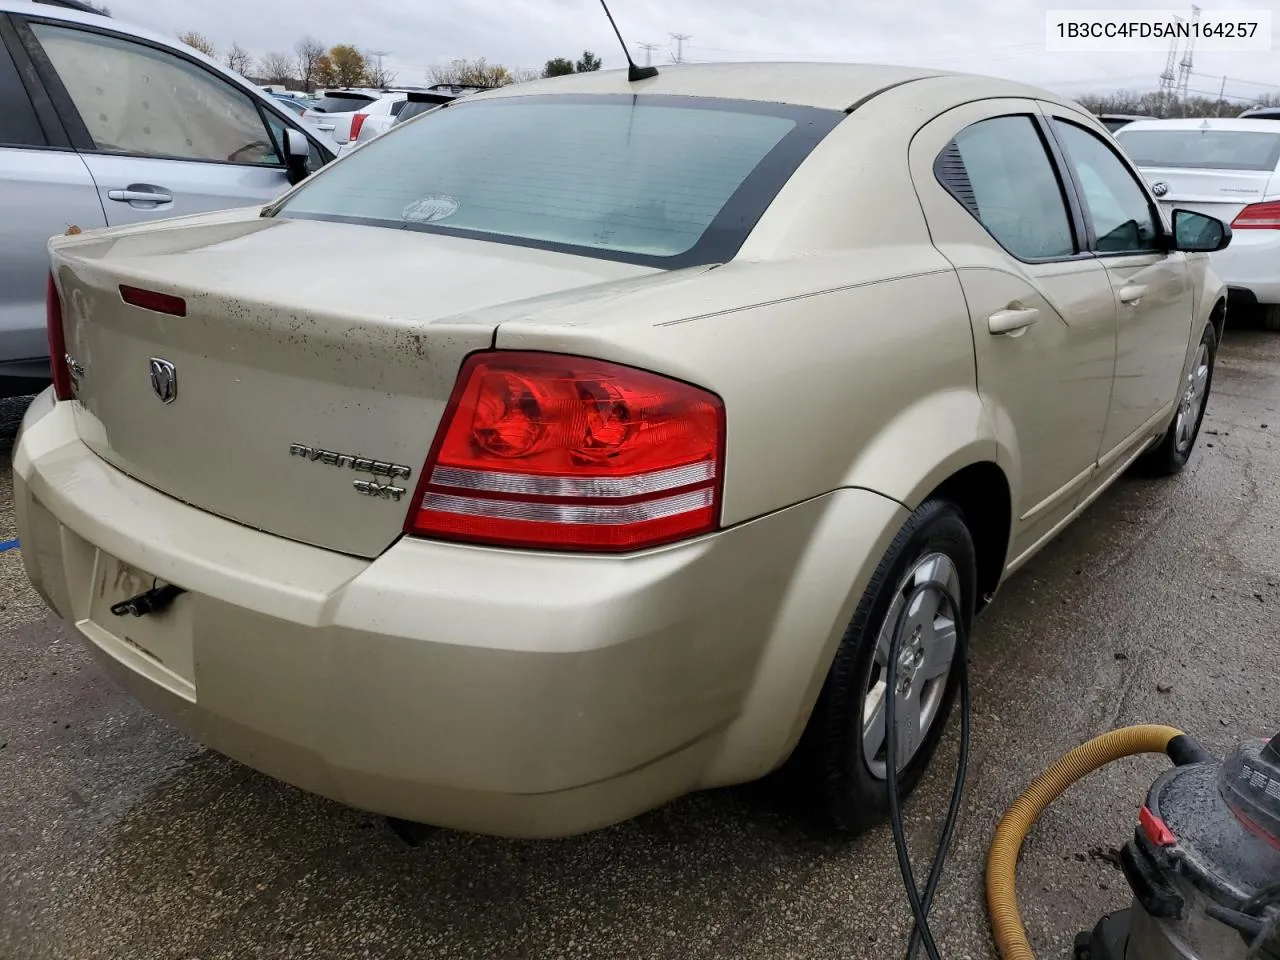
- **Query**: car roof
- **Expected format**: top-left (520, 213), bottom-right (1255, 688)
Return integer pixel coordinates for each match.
top-left (1117, 117), bottom-right (1280, 133)
top-left (464, 61), bottom-right (1074, 112)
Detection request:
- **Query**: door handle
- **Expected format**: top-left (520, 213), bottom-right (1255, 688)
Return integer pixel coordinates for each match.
top-left (1119, 284), bottom-right (1147, 305)
top-left (317, 123), bottom-right (335, 131)
top-left (987, 307), bottom-right (1040, 335)
top-left (107, 187), bottom-right (173, 205)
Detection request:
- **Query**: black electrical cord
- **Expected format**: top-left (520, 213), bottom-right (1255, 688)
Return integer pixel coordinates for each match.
top-left (884, 578), bottom-right (972, 960)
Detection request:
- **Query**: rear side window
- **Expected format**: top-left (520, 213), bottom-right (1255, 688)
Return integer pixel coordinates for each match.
top-left (275, 94), bottom-right (843, 268)
top-left (389, 100), bottom-right (407, 117)
top-left (0, 30), bottom-right (45, 146)
top-left (311, 94), bottom-right (374, 114)
top-left (1115, 128), bottom-right (1280, 171)
top-left (936, 115), bottom-right (1076, 261)
top-left (30, 23), bottom-right (280, 165)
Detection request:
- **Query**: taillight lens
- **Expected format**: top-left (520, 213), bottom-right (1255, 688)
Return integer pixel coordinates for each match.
top-left (46, 273), bottom-right (73, 401)
top-left (1231, 200), bottom-right (1280, 229)
top-left (406, 352), bottom-right (725, 552)
top-left (119, 285), bottom-right (186, 316)
top-left (350, 113), bottom-right (367, 139)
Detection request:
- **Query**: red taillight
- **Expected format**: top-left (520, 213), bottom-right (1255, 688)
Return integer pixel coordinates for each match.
top-left (46, 273), bottom-right (73, 401)
top-left (1231, 200), bottom-right (1280, 229)
top-left (119, 284), bottom-right (186, 316)
top-left (406, 352), bottom-right (725, 552)
top-left (350, 113), bottom-right (367, 139)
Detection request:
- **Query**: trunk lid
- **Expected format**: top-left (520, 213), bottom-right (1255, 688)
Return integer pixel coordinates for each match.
top-left (52, 210), bottom-right (665, 557)
top-left (1135, 165), bottom-right (1276, 223)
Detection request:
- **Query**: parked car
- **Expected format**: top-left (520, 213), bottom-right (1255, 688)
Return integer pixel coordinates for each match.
top-left (299, 89), bottom-right (383, 148)
top-left (1238, 106), bottom-right (1280, 121)
top-left (1116, 117), bottom-right (1280, 329)
top-left (337, 85), bottom-right (491, 156)
top-left (0, 0), bottom-right (335, 397)
top-left (18, 62), bottom-right (1229, 839)
top-left (1097, 113), bottom-right (1150, 133)
top-left (329, 91), bottom-right (412, 150)
top-left (271, 93), bottom-right (313, 116)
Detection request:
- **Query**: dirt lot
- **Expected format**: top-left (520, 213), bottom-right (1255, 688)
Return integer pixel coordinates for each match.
top-left (1, 326), bottom-right (1277, 960)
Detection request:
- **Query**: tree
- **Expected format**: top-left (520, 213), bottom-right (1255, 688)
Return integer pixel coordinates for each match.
top-left (176, 31), bottom-right (216, 59)
top-left (314, 45), bottom-right (367, 88)
top-left (575, 50), bottom-right (602, 72)
top-left (430, 58), bottom-right (512, 88)
top-left (259, 52), bottom-right (295, 87)
top-left (294, 37), bottom-right (325, 92)
top-left (224, 42), bottom-right (254, 77)
top-left (543, 57), bottom-right (575, 78)
top-left (364, 53), bottom-right (397, 88)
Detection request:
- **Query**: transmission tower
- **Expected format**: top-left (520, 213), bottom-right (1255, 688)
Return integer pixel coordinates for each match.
top-left (669, 33), bottom-right (691, 63)
top-left (636, 42), bottom-right (660, 66)
top-left (1175, 5), bottom-right (1201, 101)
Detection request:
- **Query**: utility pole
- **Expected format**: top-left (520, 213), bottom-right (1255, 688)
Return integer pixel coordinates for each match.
top-left (368, 50), bottom-right (391, 86)
top-left (636, 42), bottom-right (660, 66)
top-left (1158, 25), bottom-right (1182, 116)
top-left (669, 33), bottom-right (691, 63)
top-left (1175, 5), bottom-right (1201, 102)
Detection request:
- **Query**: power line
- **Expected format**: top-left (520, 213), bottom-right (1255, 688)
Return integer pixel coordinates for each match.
top-left (669, 33), bottom-right (691, 63)
top-left (635, 41), bottom-right (660, 67)
top-left (1190, 70), bottom-right (1280, 91)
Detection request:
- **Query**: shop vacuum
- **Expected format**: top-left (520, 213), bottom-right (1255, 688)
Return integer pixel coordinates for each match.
top-left (881, 583), bottom-right (1279, 960)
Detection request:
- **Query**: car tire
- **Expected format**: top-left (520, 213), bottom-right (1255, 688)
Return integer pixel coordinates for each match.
top-left (1261, 305), bottom-right (1280, 332)
top-left (791, 498), bottom-right (976, 835)
top-left (1138, 321), bottom-right (1216, 476)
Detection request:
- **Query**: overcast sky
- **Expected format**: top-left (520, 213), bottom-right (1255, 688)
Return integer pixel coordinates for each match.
top-left (104, 0), bottom-right (1280, 104)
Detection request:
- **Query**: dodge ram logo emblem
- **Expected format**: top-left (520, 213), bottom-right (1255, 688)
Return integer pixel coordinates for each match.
top-left (148, 357), bottom-right (177, 404)
top-left (1151, 181), bottom-right (1169, 197)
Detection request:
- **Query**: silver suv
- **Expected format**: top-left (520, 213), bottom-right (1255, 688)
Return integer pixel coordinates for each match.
top-left (0, 0), bottom-right (334, 397)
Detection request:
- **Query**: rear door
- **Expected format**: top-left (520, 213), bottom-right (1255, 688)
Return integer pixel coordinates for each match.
top-left (1043, 108), bottom-right (1194, 463)
top-left (910, 99), bottom-right (1118, 565)
top-left (14, 16), bottom-right (328, 227)
top-left (0, 14), bottom-right (105, 383)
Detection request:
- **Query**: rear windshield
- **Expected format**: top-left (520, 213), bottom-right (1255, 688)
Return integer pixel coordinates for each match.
top-left (310, 94), bottom-right (375, 114)
top-left (273, 93), bottom-right (843, 268)
top-left (1116, 129), bottom-right (1280, 171)
top-left (393, 98), bottom-right (450, 124)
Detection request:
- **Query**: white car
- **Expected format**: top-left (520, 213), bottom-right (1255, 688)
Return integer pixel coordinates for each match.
top-left (1116, 118), bottom-right (1280, 329)
top-left (336, 86), bottom-right (489, 156)
top-left (299, 89), bottom-right (383, 149)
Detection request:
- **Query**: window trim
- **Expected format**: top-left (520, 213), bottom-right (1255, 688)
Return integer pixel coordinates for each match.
top-left (0, 13), bottom-right (65, 149)
top-left (1043, 114), bottom-right (1169, 259)
top-left (274, 93), bottom-right (849, 271)
top-left (933, 112), bottom-right (1093, 266)
top-left (11, 13), bottom-right (335, 167)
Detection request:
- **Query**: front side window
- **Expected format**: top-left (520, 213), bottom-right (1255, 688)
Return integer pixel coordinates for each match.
top-left (273, 94), bottom-right (844, 267)
top-left (31, 23), bottom-right (279, 165)
top-left (938, 115), bottom-right (1076, 260)
top-left (1053, 119), bottom-right (1161, 254)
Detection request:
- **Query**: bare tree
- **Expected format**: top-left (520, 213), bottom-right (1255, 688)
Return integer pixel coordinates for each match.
top-left (364, 53), bottom-right (397, 88)
top-left (259, 51), bottom-right (295, 87)
top-left (176, 31), bottom-right (217, 59)
top-left (294, 36), bottom-right (326, 92)
top-left (224, 42), bottom-right (254, 78)
top-left (429, 58), bottom-right (512, 88)
top-left (509, 66), bottom-right (541, 84)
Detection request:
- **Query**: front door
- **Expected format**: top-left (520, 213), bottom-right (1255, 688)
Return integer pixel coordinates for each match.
top-left (1040, 108), bottom-right (1195, 463)
top-left (19, 19), bottom-right (307, 226)
top-left (910, 101), bottom-right (1118, 565)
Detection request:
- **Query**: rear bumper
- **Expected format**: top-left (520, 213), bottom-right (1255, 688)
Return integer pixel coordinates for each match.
top-left (13, 391), bottom-right (905, 837)
top-left (1212, 230), bottom-right (1280, 304)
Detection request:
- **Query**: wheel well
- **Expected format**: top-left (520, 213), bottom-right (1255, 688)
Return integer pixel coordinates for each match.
top-left (928, 462), bottom-right (1011, 611)
top-left (1211, 297), bottom-right (1226, 343)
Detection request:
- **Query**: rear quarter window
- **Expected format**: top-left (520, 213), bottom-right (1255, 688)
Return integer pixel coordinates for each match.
top-left (311, 94), bottom-right (375, 114)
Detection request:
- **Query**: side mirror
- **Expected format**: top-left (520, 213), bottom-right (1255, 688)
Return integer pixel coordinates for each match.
top-left (284, 128), bottom-right (311, 186)
top-left (1170, 209), bottom-right (1231, 253)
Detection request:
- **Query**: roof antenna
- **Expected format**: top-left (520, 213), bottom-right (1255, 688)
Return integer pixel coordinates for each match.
top-left (599, 0), bottom-right (658, 81)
